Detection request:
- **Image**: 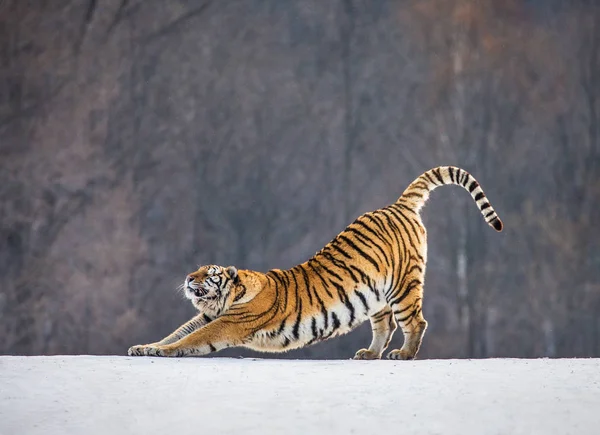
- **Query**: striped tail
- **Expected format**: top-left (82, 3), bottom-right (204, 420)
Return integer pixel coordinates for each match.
top-left (398, 166), bottom-right (503, 232)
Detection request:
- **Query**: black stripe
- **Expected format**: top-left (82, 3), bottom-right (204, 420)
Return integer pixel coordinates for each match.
top-left (313, 289), bottom-right (329, 330)
top-left (405, 263), bottom-right (423, 276)
top-left (323, 251), bottom-right (352, 275)
top-left (469, 180), bottom-right (479, 192)
top-left (367, 212), bottom-right (389, 235)
top-left (387, 206), bottom-right (420, 243)
top-left (377, 208), bottom-right (403, 299)
top-left (393, 305), bottom-right (411, 315)
top-left (378, 212), bottom-right (405, 299)
top-left (354, 219), bottom-right (387, 245)
top-left (220, 276), bottom-right (230, 292)
top-left (423, 172), bottom-right (437, 186)
top-left (345, 227), bottom-right (389, 266)
top-left (331, 312), bottom-right (341, 331)
top-left (292, 298), bottom-right (303, 339)
top-left (463, 172), bottom-right (470, 186)
top-left (372, 316), bottom-right (386, 324)
top-left (412, 181), bottom-right (429, 191)
top-left (278, 269), bottom-right (291, 313)
top-left (485, 210), bottom-right (495, 218)
top-left (372, 312), bottom-right (388, 323)
top-left (458, 170), bottom-right (466, 186)
top-left (355, 290), bottom-right (369, 314)
top-left (382, 209), bottom-right (413, 258)
top-left (312, 257), bottom-right (344, 282)
top-left (474, 192), bottom-right (485, 201)
top-left (338, 235), bottom-right (381, 272)
top-left (323, 252), bottom-right (359, 283)
top-left (480, 203), bottom-right (491, 211)
top-left (208, 343), bottom-right (216, 352)
top-left (348, 265), bottom-right (379, 301)
top-left (307, 262), bottom-right (334, 299)
top-left (291, 269), bottom-right (311, 307)
top-left (330, 242), bottom-right (352, 259)
top-left (311, 317), bottom-right (318, 339)
top-left (282, 272), bottom-right (294, 315)
top-left (202, 314), bottom-right (213, 323)
top-left (366, 214), bottom-right (396, 260)
top-left (276, 318), bottom-right (287, 335)
top-left (448, 167), bottom-right (455, 183)
top-left (233, 286), bottom-right (246, 302)
top-left (403, 191), bottom-right (423, 199)
top-left (297, 266), bottom-right (312, 308)
top-left (388, 279), bottom-right (421, 307)
top-left (331, 281), bottom-right (356, 326)
top-left (396, 257), bottom-right (422, 295)
top-left (281, 271), bottom-right (291, 288)
top-left (432, 168), bottom-right (444, 184)
top-left (397, 309), bottom-right (417, 324)
top-left (389, 266), bottom-right (408, 300)
top-left (268, 270), bottom-right (285, 286)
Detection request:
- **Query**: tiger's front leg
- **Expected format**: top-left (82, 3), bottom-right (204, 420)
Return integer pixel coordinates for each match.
top-left (130, 319), bottom-right (249, 357)
top-left (127, 313), bottom-right (213, 356)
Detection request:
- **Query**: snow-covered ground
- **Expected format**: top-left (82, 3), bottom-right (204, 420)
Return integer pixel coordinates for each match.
top-left (1, 356), bottom-right (599, 435)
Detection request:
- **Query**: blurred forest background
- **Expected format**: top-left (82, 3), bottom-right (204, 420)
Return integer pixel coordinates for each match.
top-left (1, 0), bottom-right (599, 359)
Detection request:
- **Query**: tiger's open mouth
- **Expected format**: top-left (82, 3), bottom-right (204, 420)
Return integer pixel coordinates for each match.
top-left (192, 287), bottom-right (208, 297)
top-left (186, 285), bottom-right (209, 298)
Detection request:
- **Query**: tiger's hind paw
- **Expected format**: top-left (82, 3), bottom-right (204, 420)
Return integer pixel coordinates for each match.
top-left (353, 349), bottom-right (381, 360)
top-left (386, 349), bottom-right (415, 360)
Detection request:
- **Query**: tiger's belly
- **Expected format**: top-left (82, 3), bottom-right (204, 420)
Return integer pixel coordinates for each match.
top-left (245, 285), bottom-right (387, 352)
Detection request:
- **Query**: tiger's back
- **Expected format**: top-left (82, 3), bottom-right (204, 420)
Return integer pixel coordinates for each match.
top-left (128, 166), bottom-right (502, 359)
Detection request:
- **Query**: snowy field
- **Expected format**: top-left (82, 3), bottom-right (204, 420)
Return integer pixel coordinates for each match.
top-left (1, 356), bottom-right (599, 435)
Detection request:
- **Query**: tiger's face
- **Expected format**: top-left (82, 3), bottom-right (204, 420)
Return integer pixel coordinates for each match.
top-left (184, 265), bottom-right (238, 310)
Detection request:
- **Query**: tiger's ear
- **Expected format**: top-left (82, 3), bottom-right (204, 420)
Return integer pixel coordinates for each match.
top-left (226, 266), bottom-right (238, 282)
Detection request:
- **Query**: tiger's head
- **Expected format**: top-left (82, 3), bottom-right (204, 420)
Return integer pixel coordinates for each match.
top-left (183, 264), bottom-right (239, 312)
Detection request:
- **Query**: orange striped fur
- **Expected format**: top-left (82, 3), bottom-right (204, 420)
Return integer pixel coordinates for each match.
top-left (128, 166), bottom-right (502, 359)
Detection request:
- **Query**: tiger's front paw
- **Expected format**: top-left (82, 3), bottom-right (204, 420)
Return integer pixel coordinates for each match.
top-left (128, 344), bottom-right (171, 357)
top-left (128, 345), bottom-right (147, 356)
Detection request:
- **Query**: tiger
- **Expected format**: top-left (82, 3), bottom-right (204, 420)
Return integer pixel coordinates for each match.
top-left (128, 166), bottom-right (502, 360)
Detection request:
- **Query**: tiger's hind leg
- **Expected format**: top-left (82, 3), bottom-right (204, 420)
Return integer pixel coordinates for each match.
top-left (354, 306), bottom-right (397, 360)
top-left (386, 280), bottom-right (428, 360)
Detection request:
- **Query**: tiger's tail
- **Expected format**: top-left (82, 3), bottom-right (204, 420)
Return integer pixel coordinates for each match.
top-left (398, 166), bottom-right (503, 232)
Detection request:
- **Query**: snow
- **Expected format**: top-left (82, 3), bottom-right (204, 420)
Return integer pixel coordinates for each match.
top-left (1, 356), bottom-right (599, 435)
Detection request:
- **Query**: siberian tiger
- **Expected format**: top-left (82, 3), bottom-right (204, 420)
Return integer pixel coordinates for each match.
top-left (128, 166), bottom-right (502, 360)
